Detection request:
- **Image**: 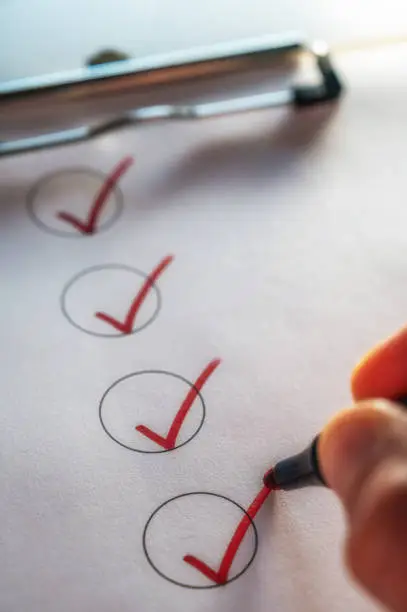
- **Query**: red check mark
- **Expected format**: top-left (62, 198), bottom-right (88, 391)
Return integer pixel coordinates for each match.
top-left (136, 359), bottom-right (221, 450)
top-left (57, 156), bottom-right (134, 234)
top-left (94, 255), bottom-right (173, 334)
top-left (184, 484), bottom-right (274, 584)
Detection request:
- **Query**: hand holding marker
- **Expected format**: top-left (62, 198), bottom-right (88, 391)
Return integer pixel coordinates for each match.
top-left (265, 327), bottom-right (407, 612)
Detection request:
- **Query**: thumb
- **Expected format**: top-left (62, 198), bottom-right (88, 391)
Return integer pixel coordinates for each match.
top-left (319, 401), bottom-right (407, 612)
top-left (318, 326), bottom-right (407, 612)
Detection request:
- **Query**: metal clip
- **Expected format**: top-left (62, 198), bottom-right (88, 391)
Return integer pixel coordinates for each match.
top-left (0, 34), bottom-right (343, 157)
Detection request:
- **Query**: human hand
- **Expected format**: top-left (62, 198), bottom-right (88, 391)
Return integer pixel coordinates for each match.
top-left (319, 327), bottom-right (407, 612)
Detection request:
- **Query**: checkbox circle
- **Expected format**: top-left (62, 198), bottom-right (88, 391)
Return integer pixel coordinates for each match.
top-left (99, 370), bottom-right (206, 453)
top-left (27, 168), bottom-right (123, 237)
top-left (143, 492), bottom-right (258, 588)
top-left (60, 264), bottom-right (161, 337)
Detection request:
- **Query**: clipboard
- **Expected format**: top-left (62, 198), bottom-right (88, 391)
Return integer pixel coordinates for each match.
top-left (0, 33), bottom-right (342, 156)
top-left (6, 31), bottom-right (407, 612)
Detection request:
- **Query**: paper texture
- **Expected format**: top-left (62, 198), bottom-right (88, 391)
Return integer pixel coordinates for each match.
top-left (1, 44), bottom-right (407, 612)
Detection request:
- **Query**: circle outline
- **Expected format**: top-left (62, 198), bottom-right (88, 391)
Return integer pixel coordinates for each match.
top-left (142, 491), bottom-right (259, 589)
top-left (27, 167), bottom-right (124, 238)
top-left (60, 264), bottom-right (161, 338)
top-left (99, 370), bottom-right (206, 453)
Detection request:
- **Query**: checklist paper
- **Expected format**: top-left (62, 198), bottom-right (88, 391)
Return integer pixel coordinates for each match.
top-left (1, 43), bottom-right (407, 612)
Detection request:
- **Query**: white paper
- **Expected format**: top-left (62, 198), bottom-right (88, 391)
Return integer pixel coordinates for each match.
top-left (2, 44), bottom-right (407, 612)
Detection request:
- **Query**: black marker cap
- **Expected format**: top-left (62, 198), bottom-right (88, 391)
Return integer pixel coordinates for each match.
top-left (264, 436), bottom-right (325, 490)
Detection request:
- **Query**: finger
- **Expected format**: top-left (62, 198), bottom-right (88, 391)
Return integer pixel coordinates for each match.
top-left (352, 326), bottom-right (407, 401)
top-left (319, 401), bottom-right (407, 612)
top-left (345, 460), bottom-right (407, 612)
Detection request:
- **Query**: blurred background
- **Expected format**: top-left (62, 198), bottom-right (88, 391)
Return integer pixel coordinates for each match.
top-left (1, 0), bottom-right (406, 82)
